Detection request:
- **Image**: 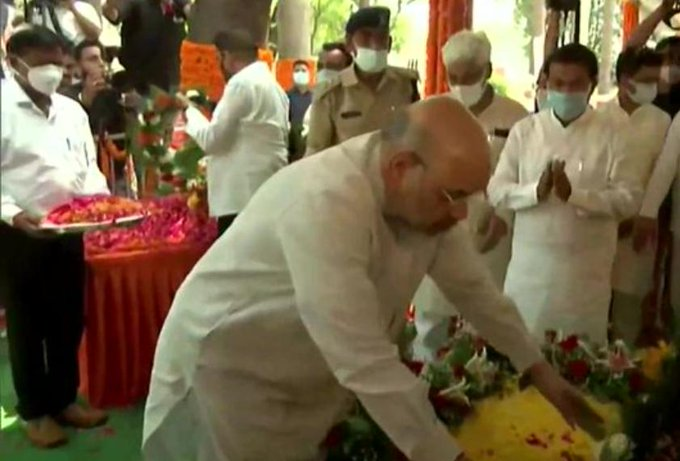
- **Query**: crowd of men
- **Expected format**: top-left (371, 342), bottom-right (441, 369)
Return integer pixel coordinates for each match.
top-left (1, 1), bottom-right (679, 459)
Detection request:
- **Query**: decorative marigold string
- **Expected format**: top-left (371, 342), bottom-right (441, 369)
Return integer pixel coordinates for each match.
top-left (180, 40), bottom-right (275, 102)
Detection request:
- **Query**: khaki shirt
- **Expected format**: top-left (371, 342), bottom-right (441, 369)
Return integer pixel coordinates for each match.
top-left (305, 65), bottom-right (419, 155)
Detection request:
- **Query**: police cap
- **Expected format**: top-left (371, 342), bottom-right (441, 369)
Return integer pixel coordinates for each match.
top-left (345, 7), bottom-right (391, 36)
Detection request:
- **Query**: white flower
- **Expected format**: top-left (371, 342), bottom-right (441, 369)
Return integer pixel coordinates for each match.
top-left (186, 89), bottom-right (200, 99)
top-left (187, 179), bottom-right (199, 190)
top-left (599, 433), bottom-right (634, 461)
top-left (465, 348), bottom-right (498, 391)
top-left (161, 148), bottom-right (176, 163)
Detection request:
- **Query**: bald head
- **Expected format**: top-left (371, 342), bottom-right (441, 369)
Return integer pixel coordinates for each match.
top-left (380, 96), bottom-right (492, 234)
top-left (382, 97), bottom-right (491, 191)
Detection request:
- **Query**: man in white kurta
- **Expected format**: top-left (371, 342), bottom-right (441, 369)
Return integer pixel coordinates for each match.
top-left (488, 44), bottom-right (643, 345)
top-left (599, 48), bottom-right (671, 345)
top-left (143, 97), bottom-right (598, 461)
top-left (184, 30), bottom-right (289, 235)
top-left (413, 30), bottom-right (529, 359)
top-left (638, 112), bottom-right (680, 326)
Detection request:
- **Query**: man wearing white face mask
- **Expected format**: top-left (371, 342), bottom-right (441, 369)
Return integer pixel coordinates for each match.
top-left (305, 6), bottom-right (419, 156)
top-left (287, 60), bottom-right (313, 162)
top-left (1, 26), bottom-right (110, 449)
top-left (300, 42), bottom-right (353, 141)
top-left (412, 29), bottom-right (528, 360)
top-left (488, 44), bottom-right (643, 344)
top-left (598, 47), bottom-right (671, 346)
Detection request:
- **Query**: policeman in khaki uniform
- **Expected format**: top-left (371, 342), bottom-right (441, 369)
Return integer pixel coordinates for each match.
top-left (305, 6), bottom-right (420, 156)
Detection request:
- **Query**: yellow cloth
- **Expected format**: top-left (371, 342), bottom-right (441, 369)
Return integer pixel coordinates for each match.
top-left (453, 386), bottom-right (621, 461)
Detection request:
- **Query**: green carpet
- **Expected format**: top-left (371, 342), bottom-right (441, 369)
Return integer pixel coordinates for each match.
top-left (0, 335), bottom-right (144, 461)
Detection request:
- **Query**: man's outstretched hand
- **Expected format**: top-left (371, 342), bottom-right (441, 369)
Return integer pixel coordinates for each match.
top-left (528, 361), bottom-right (606, 440)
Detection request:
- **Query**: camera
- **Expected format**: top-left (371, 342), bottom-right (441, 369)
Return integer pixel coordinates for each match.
top-left (546, 0), bottom-right (580, 12)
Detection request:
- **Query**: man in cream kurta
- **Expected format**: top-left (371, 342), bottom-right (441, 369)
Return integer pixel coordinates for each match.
top-left (143, 98), bottom-right (595, 461)
top-left (413, 30), bottom-right (529, 359)
top-left (488, 44), bottom-right (642, 345)
top-left (599, 48), bottom-right (671, 345)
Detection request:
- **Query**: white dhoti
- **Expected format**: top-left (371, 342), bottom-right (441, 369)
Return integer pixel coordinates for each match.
top-left (610, 236), bottom-right (656, 346)
top-left (505, 237), bottom-right (615, 345)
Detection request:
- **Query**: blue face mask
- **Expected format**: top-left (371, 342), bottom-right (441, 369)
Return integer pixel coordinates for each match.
top-left (546, 90), bottom-right (589, 121)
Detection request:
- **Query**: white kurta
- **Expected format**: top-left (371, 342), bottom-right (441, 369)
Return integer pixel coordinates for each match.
top-left (185, 61), bottom-right (290, 217)
top-left (487, 109), bottom-right (642, 344)
top-left (142, 132), bottom-right (543, 461)
top-left (598, 100), bottom-right (671, 296)
top-left (413, 92), bottom-right (528, 359)
top-left (639, 114), bottom-right (680, 319)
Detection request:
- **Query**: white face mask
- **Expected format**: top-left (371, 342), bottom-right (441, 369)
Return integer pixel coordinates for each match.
top-left (13, 58), bottom-right (64, 96)
top-left (536, 88), bottom-right (549, 111)
top-left (354, 47), bottom-right (388, 74)
top-left (316, 69), bottom-right (339, 84)
top-left (293, 70), bottom-right (310, 87)
top-left (449, 79), bottom-right (487, 107)
top-left (628, 81), bottom-right (658, 105)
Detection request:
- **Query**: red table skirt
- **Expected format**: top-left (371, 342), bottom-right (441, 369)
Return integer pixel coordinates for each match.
top-left (79, 244), bottom-right (209, 408)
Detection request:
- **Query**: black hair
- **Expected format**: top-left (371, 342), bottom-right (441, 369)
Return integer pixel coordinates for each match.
top-left (293, 59), bottom-right (309, 68)
top-left (615, 47), bottom-right (663, 82)
top-left (213, 30), bottom-right (257, 60)
top-left (545, 43), bottom-right (599, 82)
top-left (74, 39), bottom-right (105, 62)
top-left (6, 25), bottom-right (64, 57)
top-left (657, 36), bottom-right (680, 54)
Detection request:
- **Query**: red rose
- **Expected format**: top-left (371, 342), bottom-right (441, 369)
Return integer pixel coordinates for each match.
top-left (566, 359), bottom-right (590, 384)
top-left (323, 425), bottom-right (342, 448)
top-left (405, 304), bottom-right (415, 322)
top-left (452, 365), bottom-right (466, 380)
top-left (559, 335), bottom-right (580, 354)
top-left (628, 370), bottom-right (645, 394)
top-left (405, 360), bottom-right (424, 376)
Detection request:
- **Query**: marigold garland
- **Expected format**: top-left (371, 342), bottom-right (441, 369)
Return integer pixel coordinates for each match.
top-left (180, 40), bottom-right (275, 102)
top-left (622, 0), bottom-right (640, 46)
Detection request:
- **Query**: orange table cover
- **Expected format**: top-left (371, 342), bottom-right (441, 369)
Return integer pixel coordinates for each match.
top-left (79, 243), bottom-right (209, 408)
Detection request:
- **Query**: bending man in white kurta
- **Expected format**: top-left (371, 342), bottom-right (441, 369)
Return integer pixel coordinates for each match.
top-left (413, 30), bottom-right (529, 360)
top-left (488, 44), bottom-right (643, 345)
top-left (143, 97), bottom-right (600, 461)
top-left (599, 47), bottom-right (671, 346)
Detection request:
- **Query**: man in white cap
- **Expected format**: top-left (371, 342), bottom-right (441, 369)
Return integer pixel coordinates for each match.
top-left (413, 30), bottom-right (529, 359)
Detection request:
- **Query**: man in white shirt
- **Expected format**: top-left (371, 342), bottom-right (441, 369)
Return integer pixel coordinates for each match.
top-left (413, 30), bottom-right (529, 359)
top-left (28, 0), bottom-right (102, 45)
top-left (0, 26), bottom-right (109, 449)
top-left (142, 97), bottom-right (602, 461)
top-left (637, 113), bottom-right (680, 328)
top-left (488, 44), bottom-right (643, 345)
top-left (599, 47), bottom-right (671, 345)
top-left (183, 29), bottom-right (289, 236)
